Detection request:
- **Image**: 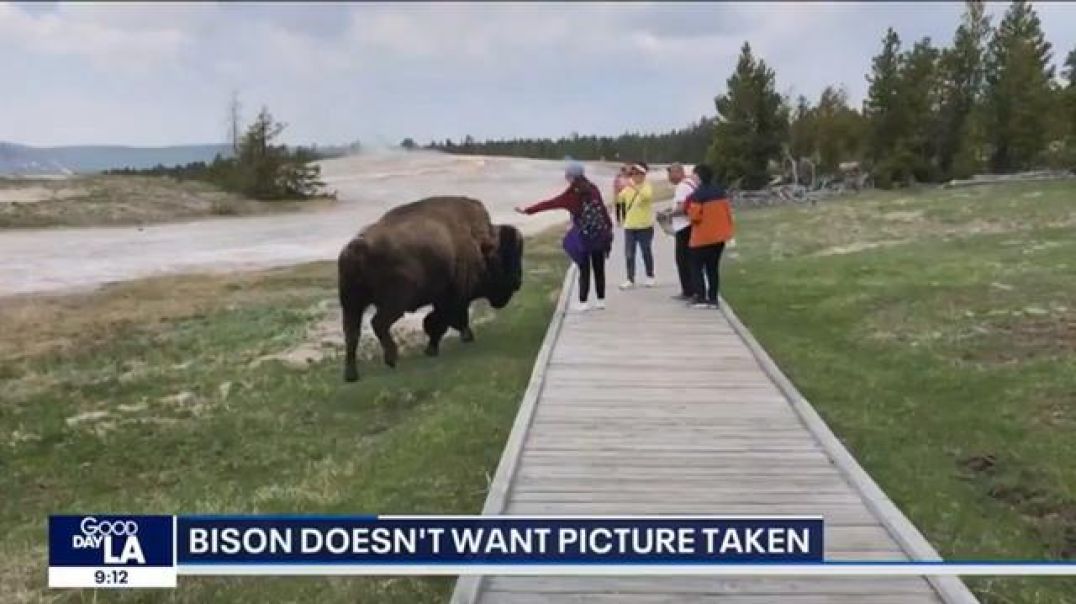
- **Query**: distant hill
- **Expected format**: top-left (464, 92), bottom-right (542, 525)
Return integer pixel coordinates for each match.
top-left (0, 142), bottom-right (233, 176)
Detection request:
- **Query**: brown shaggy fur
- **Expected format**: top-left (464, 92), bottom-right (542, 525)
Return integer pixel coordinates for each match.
top-left (337, 196), bottom-right (523, 381)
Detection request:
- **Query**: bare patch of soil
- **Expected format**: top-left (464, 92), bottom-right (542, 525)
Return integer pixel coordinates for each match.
top-left (813, 239), bottom-right (909, 257)
top-left (251, 299), bottom-right (497, 370)
top-left (959, 453), bottom-right (998, 474)
top-left (962, 311), bottom-right (1076, 364)
top-left (986, 483), bottom-right (1076, 559)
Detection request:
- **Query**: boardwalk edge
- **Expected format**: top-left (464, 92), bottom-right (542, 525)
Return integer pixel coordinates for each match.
top-left (450, 264), bottom-right (577, 604)
top-left (719, 297), bottom-right (980, 604)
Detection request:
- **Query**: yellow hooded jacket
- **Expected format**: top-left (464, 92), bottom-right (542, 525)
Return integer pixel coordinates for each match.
top-left (615, 181), bottom-right (654, 230)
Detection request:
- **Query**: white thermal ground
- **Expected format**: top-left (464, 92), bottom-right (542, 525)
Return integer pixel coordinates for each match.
top-left (0, 152), bottom-right (621, 297)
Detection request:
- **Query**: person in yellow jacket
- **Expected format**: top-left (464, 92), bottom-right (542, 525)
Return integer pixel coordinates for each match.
top-left (615, 162), bottom-right (656, 289)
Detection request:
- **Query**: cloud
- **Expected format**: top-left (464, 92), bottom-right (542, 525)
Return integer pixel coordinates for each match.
top-left (1, 1), bottom-right (1074, 147)
top-left (0, 2), bottom-right (202, 72)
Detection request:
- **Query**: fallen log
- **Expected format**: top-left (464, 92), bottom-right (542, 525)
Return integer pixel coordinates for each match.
top-left (944, 170), bottom-right (1075, 188)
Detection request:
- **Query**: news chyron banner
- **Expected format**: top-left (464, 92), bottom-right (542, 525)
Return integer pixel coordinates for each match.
top-left (49, 514), bottom-right (824, 588)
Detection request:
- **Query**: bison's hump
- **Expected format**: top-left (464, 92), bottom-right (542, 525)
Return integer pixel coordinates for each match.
top-left (379, 196), bottom-right (487, 222)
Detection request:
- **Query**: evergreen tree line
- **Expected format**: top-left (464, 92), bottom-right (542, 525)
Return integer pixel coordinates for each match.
top-left (107, 107), bottom-right (325, 200)
top-left (422, 119), bottom-right (715, 165)
top-left (425, 1), bottom-right (1076, 190)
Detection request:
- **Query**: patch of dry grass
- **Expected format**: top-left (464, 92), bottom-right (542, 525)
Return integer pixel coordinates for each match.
top-left (0, 263), bottom-right (335, 364)
top-left (0, 175), bottom-right (334, 228)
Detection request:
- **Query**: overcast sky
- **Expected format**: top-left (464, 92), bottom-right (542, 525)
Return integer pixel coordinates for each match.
top-left (3, 1), bottom-right (1076, 148)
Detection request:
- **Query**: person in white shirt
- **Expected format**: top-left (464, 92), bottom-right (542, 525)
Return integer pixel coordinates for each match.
top-left (665, 163), bottom-right (698, 300)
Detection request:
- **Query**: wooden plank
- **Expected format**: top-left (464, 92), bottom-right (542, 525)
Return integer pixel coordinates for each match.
top-left (518, 450), bottom-right (837, 465)
top-left (540, 386), bottom-right (784, 402)
top-left (549, 353), bottom-right (759, 363)
top-left (482, 576), bottom-right (938, 595)
top-left (531, 409), bottom-right (806, 423)
top-left (514, 464), bottom-right (845, 479)
top-left (526, 425), bottom-right (819, 439)
top-left (504, 502), bottom-right (882, 525)
top-left (509, 476), bottom-right (856, 492)
top-left (481, 594), bottom-right (939, 604)
top-left (522, 442), bottom-right (818, 452)
top-left (507, 492), bottom-right (865, 506)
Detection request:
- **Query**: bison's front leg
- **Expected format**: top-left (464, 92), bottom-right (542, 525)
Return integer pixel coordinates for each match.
top-left (449, 305), bottom-right (474, 343)
top-left (371, 306), bottom-right (404, 368)
top-left (423, 306), bottom-right (449, 356)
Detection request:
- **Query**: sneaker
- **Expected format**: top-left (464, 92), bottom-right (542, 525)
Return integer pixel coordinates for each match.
top-left (644, 277), bottom-right (656, 288)
top-left (670, 293), bottom-right (691, 301)
top-left (572, 301), bottom-right (591, 312)
top-left (594, 299), bottom-right (606, 310)
top-left (619, 280), bottom-right (635, 290)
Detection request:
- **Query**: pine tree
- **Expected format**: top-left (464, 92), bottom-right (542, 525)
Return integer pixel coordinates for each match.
top-left (1065, 47), bottom-right (1076, 87)
top-left (789, 95), bottom-right (816, 162)
top-left (706, 42), bottom-right (789, 189)
top-left (984, 0), bottom-right (1054, 172)
top-left (1058, 46), bottom-right (1076, 168)
top-left (814, 86), bottom-right (866, 174)
top-left (898, 37), bottom-right (944, 182)
top-left (233, 107), bottom-right (324, 200)
top-left (938, 0), bottom-right (991, 178)
top-left (865, 28), bottom-right (907, 186)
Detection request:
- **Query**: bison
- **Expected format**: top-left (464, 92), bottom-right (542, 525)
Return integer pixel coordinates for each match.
top-left (337, 196), bottom-right (524, 382)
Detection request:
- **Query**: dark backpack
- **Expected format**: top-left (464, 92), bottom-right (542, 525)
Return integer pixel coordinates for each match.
top-left (575, 184), bottom-right (611, 250)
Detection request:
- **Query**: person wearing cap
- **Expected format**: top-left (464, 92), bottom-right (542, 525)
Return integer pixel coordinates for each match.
top-left (516, 161), bottom-right (614, 312)
top-left (683, 163), bottom-right (734, 309)
top-left (615, 162), bottom-right (656, 289)
top-left (664, 163), bottom-right (698, 300)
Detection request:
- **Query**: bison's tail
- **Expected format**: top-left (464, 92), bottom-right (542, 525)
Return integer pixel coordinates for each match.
top-left (338, 238), bottom-right (371, 382)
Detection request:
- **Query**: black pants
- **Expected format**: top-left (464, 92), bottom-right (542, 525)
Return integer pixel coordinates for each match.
top-left (577, 250), bottom-right (606, 302)
top-left (675, 227), bottom-right (693, 297)
top-left (690, 242), bottom-right (725, 304)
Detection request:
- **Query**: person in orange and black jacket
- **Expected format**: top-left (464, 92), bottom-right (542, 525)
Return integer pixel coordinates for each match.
top-left (683, 163), bottom-right (734, 309)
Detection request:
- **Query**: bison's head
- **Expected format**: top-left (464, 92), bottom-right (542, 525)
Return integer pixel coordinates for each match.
top-left (485, 225), bottom-right (524, 308)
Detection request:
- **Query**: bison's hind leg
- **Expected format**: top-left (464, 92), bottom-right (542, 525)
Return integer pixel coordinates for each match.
top-left (371, 305), bottom-right (405, 368)
top-left (339, 284), bottom-right (369, 383)
top-left (423, 306), bottom-right (450, 357)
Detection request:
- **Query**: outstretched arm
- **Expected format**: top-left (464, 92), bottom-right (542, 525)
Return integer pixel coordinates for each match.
top-left (515, 186), bottom-right (573, 215)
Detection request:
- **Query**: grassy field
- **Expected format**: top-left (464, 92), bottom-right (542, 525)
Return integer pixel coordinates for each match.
top-left (725, 180), bottom-right (1076, 603)
top-left (0, 230), bottom-right (567, 602)
top-left (0, 175), bottom-right (333, 228)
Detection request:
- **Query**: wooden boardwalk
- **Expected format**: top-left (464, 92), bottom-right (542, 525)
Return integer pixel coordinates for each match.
top-left (454, 229), bottom-right (977, 603)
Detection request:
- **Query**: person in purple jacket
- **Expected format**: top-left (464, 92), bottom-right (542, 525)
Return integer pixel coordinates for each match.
top-left (516, 161), bottom-right (614, 312)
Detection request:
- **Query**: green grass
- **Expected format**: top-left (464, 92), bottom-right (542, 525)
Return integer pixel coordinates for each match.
top-left (725, 180), bottom-right (1076, 603)
top-left (0, 230), bottom-right (567, 603)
